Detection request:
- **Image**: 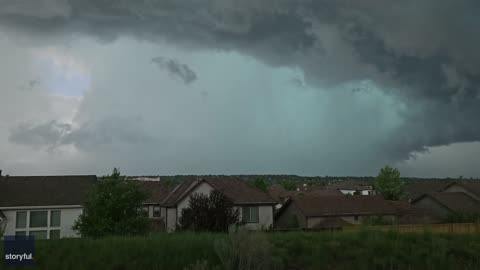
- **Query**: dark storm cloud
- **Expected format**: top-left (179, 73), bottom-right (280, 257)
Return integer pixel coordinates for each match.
top-left (9, 118), bottom-right (152, 150)
top-left (8, 120), bottom-right (71, 147)
top-left (2, 0), bottom-right (480, 161)
top-left (151, 57), bottom-right (197, 84)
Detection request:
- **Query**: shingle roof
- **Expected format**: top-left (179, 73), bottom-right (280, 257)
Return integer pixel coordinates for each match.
top-left (0, 175), bottom-right (97, 207)
top-left (135, 181), bottom-right (175, 204)
top-left (291, 195), bottom-right (397, 217)
top-left (328, 179), bottom-right (373, 190)
top-left (267, 184), bottom-right (341, 203)
top-left (443, 181), bottom-right (480, 197)
top-left (162, 176), bottom-right (277, 206)
top-left (403, 180), bottom-right (451, 200)
top-left (414, 192), bottom-right (480, 215)
top-left (312, 217), bottom-right (353, 228)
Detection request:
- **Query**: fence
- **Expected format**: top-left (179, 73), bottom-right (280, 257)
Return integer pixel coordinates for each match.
top-left (343, 223), bottom-right (480, 234)
top-left (272, 223), bottom-right (480, 234)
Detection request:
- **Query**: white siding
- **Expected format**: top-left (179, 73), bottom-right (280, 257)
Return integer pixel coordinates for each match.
top-left (177, 182), bottom-right (215, 221)
top-left (241, 205), bottom-right (274, 230)
top-left (2, 207), bottom-right (82, 238)
top-left (166, 207), bottom-right (177, 232)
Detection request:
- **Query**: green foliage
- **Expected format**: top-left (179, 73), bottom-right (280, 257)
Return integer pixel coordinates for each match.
top-left (363, 215), bottom-right (395, 226)
top-left (252, 178), bottom-right (268, 192)
top-left (281, 180), bottom-right (297, 191)
top-left (73, 168), bottom-right (149, 237)
top-left (374, 166), bottom-right (405, 200)
top-left (214, 228), bottom-right (284, 270)
top-left (178, 190), bottom-right (240, 232)
top-left (285, 214), bottom-right (300, 228)
top-left (445, 212), bottom-right (480, 223)
top-left (6, 231), bottom-right (480, 269)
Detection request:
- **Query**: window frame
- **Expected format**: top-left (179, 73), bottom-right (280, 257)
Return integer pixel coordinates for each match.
top-left (15, 211), bottom-right (27, 229)
top-left (242, 206), bottom-right (260, 224)
top-left (153, 206), bottom-right (161, 218)
top-left (14, 209), bottom-right (62, 239)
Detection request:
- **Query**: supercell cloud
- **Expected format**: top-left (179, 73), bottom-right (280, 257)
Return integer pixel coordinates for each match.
top-left (0, 0), bottom-right (479, 177)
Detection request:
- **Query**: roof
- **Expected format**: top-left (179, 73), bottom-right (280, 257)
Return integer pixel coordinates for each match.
top-left (312, 217), bottom-right (353, 228)
top-left (267, 184), bottom-right (341, 203)
top-left (136, 181), bottom-right (175, 204)
top-left (162, 176), bottom-right (277, 206)
top-left (389, 201), bottom-right (441, 224)
top-left (290, 195), bottom-right (397, 217)
top-left (443, 181), bottom-right (480, 197)
top-left (328, 179), bottom-right (373, 191)
top-left (403, 180), bottom-right (451, 200)
top-left (0, 175), bottom-right (97, 207)
top-left (413, 192), bottom-right (480, 215)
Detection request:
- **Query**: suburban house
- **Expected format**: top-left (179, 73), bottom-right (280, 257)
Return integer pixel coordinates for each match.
top-left (411, 192), bottom-right (480, 220)
top-left (442, 181), bottom-right (480, 200)
top-left (273, 193), bottom-right (439, 229)
top-left (0, 175), bottom-right (97, 239)
top-left (267, 184), bottom-right (341, 209)
top-left (275, 195), bottom-right (400, 229)
top-left (157, 176), bottom-right (277, 232)
top-left (403, 180), bottom-right (452, 202)
top-left (327, 179), bottom-right (374, 195)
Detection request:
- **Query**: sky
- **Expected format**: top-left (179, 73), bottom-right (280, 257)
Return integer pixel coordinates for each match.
top-left (0, 0), bottom-right (479, 177)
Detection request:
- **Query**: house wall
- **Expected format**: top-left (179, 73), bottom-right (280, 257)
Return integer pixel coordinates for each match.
top-left (2, 207), bottom-right (82, 238)
top-left (413, 196), bottom-right (452, 220)
top-left (339, 189), bottom-right (371, 195)
top-left (444, 185), bottom-right (479, 200)
top-left (274, 202), bottom-right (306, 228)
top-left (241, 205), bottom-right (274, 230)
top-left (177, 182), bottom-right (215, 221)
top-left (166, 207), bottom-right (177, 232)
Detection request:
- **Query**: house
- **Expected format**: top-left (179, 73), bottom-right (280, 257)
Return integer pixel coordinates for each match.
top-left (411, 192), bottom-right (480, 220)
top-left (267, 184), bottom-right (341, 210)
top-left (327, 179), bottom-right (374, 195)
top-left (0, 175), bottom-right (97, 239)
top-left (275, 195), bottom-right (399, 229)
top-left (442, 181), bottom-right (480, 200)
top-left (403, 180), bottom-right (452, 202)
top-left (159, 176), bottom-right (277, 232)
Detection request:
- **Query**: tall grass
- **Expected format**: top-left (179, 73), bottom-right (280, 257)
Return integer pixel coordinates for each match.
top-left (3, 230), bottom-right (480, 270)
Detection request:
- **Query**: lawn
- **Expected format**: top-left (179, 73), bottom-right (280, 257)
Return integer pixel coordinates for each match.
top-left (3, 230), bottom-right (480, 270)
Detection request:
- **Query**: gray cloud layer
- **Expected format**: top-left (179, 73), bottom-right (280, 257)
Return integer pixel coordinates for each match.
top-left (151, 57), bottom-right (197, 84)
top-left (1, 0), bottom-right (479, 174)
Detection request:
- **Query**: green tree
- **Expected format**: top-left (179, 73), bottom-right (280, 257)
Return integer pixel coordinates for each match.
top-left (178, 190), bottom-right (240, 232)
top-left (281, 180), bottom-right (297, 191)
top-left (252, 178), bottom-right (268, 192)
top-left (73, 168), bottom-right (149, 237)
top-left (374, 166), bottom-right (404, 200)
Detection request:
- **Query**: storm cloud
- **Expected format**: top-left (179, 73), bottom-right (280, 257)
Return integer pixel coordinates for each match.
top-left (151, 57), bottom-right (197, 84)
top-left (1, 0), bottom-right (479, 176)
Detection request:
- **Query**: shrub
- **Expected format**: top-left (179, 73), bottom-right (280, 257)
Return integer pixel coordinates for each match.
top-left (178, 190), bottom-right (240, 232)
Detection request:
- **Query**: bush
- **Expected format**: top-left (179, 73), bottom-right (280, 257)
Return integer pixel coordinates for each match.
top-left (178, 190), bottom-right (240, 232)
top-left (73, 168), bottom-right (149, 237)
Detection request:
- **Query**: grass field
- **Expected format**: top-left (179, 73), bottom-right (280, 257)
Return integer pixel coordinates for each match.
top-left (3, 230), bottom-right (480, 270)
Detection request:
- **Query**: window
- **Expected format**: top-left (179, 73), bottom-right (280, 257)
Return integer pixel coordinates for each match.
top-left (15, 231), bottom-right (27, 236)
top-left (50, 230), bottom-right (61, 239)
top-left (15, 210), bottom-right (62, 239)
top-left (29, 230), bottom-right (47, 240)
top-left (16, 211), bottom-right (27, 229)
top-left (354, 216), bottom-right (359, 221)
top-left (50, 210), bottom-right (61, 227)
top-left (30, 211), bottom-right (48, 228)
top-left (153, 206), bottom-right (161, 217)
top-left (242, 206), bottom-right (259, 223)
